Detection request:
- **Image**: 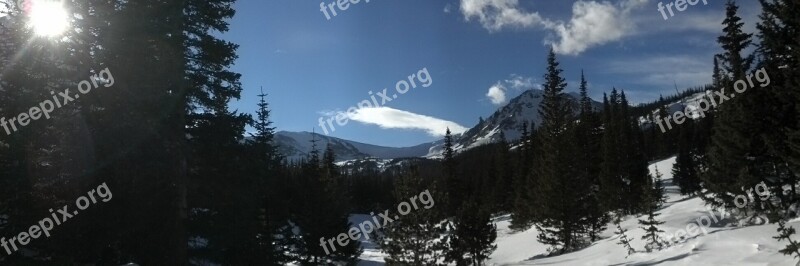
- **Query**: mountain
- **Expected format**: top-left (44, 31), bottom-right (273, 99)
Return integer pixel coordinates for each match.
top-left (274, 131), bottom-right (435, 162)
top-left (275, 89), bottom-right (601, 162)
top-left (425, 89), bottom-right (602, 157)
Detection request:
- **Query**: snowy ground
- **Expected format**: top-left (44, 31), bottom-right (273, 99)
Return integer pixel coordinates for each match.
top-left (354, 156), bottom-right (800, 265)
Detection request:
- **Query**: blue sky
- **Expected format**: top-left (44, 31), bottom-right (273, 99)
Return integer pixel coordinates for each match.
top-left (223, 0), bottom-right (762, 147)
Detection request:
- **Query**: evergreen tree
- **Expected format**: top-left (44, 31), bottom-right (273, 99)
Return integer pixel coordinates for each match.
top-left (533, 48), bottom-right (588, 254)
top-left (757, 0), bottom-right (800, 260)
top-left (575, 71), bottom-right (608, 242)
top-left (446, 197), bottom-right (498, 266)
top-left (702, 0), bottom-right (760, 211)
top-left (614, 216), bottom-right (636, 257)
top-left (379, 166), bottom-right (446, 265)
top-left (249, 88), bottom-right (291, 264)
top-left (292, 139), bottom-right (361, 264)
top-left (639, 168), bottom-right (665, 252)
top-left (443, 127), bottom-right (461, 217)
top-left (600, 90), bottom-right (625, 212)
top-left (492, 130), bottom-right (515, 213)
top-left (774, 220), bottom-right (800, 260)
top-left (510, 121), bottom-right (535, 230)
top-left (601, 89), bottom-right (651, 215)
top-left (673, 120), bottom-right (701, 195)
top-left (620, 91), bottom-right (652, 214)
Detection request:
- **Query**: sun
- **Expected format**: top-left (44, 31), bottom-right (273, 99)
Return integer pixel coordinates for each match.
top-left (27, 0), bottom-right (69, 37)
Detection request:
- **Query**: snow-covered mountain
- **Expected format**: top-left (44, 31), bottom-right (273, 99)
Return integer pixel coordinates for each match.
top-left (274, 131), bottom-right (435, 162)
top-left (426, 89), bottom-right (601, 157)
top-left (276, 89), bottom-right (601, 161)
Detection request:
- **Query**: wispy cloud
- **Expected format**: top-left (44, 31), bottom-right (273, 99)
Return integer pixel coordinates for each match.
top-left (460, 0), bottom-right (550, 32)
top-left (348, 107), bottom-right (468, 136)
top-left (606, 55), bottom-right (712, 87)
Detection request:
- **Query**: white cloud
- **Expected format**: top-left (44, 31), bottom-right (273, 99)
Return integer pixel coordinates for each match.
top-left (486, 84), bottom-right (507, 105)
top-left (444, 3), bottom-right (453, 13)
top-left (505, 74), bottom-right (535, 90)
top-left (485, 74), bottom-right (537, 105)
top-left (546, 1), bottom-right (644, 55)
top-left (460, 0), bottom-right (550, 32)
top-left (348, 107), bottom-right (468, 136)
top-left (459, 0), bottom-right (701, 55)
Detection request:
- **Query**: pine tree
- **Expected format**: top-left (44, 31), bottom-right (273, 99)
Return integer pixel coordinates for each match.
top-left (757, 0), bottom-right (800, 206)
top-left (673, 120), bottom-right (701, 195)
top-left (446, 197), bottom-right (498, 266)
top-left (249, 88), bottom-right (291, 265)
top-left (533, 48), bottom-right (588, 254)
top-left (575, 71), bottom-right (608, 242)
top-left (492, 130), bottom-right (515, 213)
top-left (600, 90), bottom-right (625, 212)
top-left (619, 91), bottom-right (652, 214)
top-left (702, 0), bottom-right (759, 210)
top-left (614, 215), bottom-right (636, 257)
top-left (442, 127), bottom-right (461, 217)
top-left (292, 138), bottom-right (361, 264)
top-left (774, 220), bottom-right (800, 260)
top-left (379, 166), bottom-right (446, 265)
top-left (510, 121), bottom-right (535, 230)
top-left (639, 168), bottom-right (665, 252)
top-left (757, 0), bottom-right (800, 260)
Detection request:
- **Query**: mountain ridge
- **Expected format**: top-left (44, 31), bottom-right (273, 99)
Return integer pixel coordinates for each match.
top-left (275, 89), bottom-right (602, 162)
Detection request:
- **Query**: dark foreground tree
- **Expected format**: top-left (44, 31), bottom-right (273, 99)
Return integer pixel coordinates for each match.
top-left (533, 48), bottom-right (589, 254)
top-left (379, 166), bottom-right (446, 265)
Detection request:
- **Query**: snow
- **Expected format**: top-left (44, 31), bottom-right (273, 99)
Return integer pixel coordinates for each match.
top-left (355, 156), bottom-right (800, 265)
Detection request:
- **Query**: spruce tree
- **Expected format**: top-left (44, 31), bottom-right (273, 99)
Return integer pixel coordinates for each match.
top-left (249, 88), bottom-right (291, 264)
top-left (639, 168), bottom-right (665, 252)
top-left (533, 48), bottom-right (588, 254)
top-left (510, 121), bottom-right (535, 230)
top-left (757, 0), bottom-right (800, 260)
top-left (575, 71), bottom-right (608, 242)
top-left (614, 216), bottom-right (636, 257)
top-left (292, 139), bottom-right (361, 264)
top-left (673, 120), bottom-right (701, 195)
top-left (492, 130), bottom-right (515, 213)
top-left (442, 127), bottom-right (461, 217)
top-left (446, 197), bottom-right (497, 266)
top-left (379, 166), bottom-right (446, 265)
top-left (600, 90), bottom-right (625, 212)
top-left (702, 0), bottom-right (759, 210)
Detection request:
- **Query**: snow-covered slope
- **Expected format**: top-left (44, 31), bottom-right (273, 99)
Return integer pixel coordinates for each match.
top-left (426, 90), bottom-right (601, 157)
top-left (354, 157), bottom-right (800, 265)
top-left (275, 131), bottom-right (434, 162)
top-left (639, 91), bottom-right (713, 127)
